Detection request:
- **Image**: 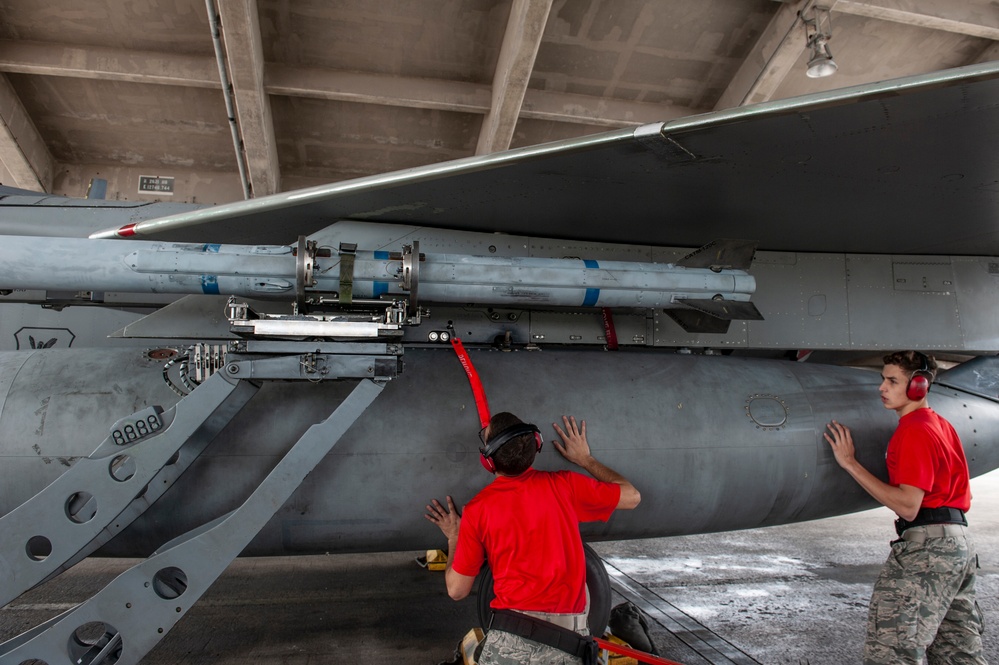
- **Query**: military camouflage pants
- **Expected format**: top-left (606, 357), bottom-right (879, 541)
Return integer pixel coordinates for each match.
top-left (864, 525), bottom-right (986, 665)
top-left (477, 628), bottom-right (586, 665)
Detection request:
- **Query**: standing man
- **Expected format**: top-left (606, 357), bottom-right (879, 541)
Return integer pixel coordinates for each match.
top-left (824, 351), bottom-right (985, 664)
top-left (425, 412), bottom-right (640, 664)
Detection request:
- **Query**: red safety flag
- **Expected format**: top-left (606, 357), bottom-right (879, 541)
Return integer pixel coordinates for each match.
top-left (602, 307), bottom-right (619, 350)
top-left (450, 333), bottom-right (491, 428)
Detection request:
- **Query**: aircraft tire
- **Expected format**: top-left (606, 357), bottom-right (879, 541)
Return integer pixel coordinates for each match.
top-left (475, 542), bottom-right (611, 636)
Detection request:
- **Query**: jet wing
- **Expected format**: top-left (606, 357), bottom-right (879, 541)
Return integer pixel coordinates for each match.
top-left (91, 62), bottom-right (999, 257)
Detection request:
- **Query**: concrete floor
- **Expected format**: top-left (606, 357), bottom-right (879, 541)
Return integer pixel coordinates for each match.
top-left (3, 469), bottom-right (998, 665)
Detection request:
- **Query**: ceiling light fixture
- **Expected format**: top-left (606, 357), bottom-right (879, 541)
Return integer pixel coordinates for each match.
top-left (801, 5), bottom-right (837, 78)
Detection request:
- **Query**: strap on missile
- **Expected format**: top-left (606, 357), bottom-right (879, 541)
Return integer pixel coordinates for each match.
top-left (339, 242), bottom-right (356, 305)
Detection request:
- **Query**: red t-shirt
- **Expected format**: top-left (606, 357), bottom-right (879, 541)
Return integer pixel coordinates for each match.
top-left (451, 468), bottom-right (620, 613)
top-left (886, 407), bottom-right (972, 511)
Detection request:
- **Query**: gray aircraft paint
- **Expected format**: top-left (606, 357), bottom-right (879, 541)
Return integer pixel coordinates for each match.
top-left (1, 347), bottom-right (997, 558)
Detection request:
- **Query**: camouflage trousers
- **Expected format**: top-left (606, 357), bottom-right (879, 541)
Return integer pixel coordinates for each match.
top-left (864, 525), bottom-right (986, 665)
top-left (477, 628), bottom-right (588, 665)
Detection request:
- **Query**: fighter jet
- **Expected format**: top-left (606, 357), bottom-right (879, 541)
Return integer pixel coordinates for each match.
top-left (1, 61), bottom-right (999, 665)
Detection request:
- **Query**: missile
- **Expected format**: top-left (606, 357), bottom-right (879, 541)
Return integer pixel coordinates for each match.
top-left (0, 235), bottom-right (758, 312)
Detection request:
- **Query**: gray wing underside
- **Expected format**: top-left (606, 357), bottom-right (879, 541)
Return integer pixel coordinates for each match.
top-left (93, 61), bottom-right (999, 257)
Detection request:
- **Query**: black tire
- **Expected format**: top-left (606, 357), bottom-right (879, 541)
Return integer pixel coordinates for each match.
top-left (475, 542), bottom-right (612, 636)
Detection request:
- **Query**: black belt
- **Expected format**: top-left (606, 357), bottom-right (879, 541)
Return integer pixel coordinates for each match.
top-left (489, 610), bottom-right (598, 663)
top-left (895, 506), bottom-right (967, 537)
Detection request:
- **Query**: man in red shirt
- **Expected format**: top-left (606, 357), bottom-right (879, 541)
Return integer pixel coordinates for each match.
top-left (824, 351), bottom-right (985, 664)
top-left (425, 412), bottom-right (640, 664)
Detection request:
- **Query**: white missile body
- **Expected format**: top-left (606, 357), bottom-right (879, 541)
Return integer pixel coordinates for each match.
top-left (0, 236), bottom-right (756, 309)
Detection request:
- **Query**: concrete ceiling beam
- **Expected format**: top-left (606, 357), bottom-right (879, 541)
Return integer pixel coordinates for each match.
top-left (267, 64), bottom-right (693, 127)
top-left (0, 73), bottom-right (53, 192)
top-left (831, 0), bottom-right (999, 40)
top-left (266, 64), bottom-right (492, 113)
top-left (475, 0), bottom-right (553, 155)
top-left (0, 40), bottom-right (219, 89)
top-left (0, 40), bottom-right (694, 131)
top-left (713, 0), bottom-right (806, 110)
top-left (216, 0), bottom-right (280, 197)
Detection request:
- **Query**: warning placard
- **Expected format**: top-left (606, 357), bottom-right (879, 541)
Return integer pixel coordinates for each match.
top-left (138, 175), bottom-right (175, 194)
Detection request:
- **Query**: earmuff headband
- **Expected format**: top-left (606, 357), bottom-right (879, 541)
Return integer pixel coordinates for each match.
top-left (479, 423), bottom-right (541, 459)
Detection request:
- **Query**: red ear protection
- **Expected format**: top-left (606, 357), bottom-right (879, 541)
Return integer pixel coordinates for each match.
top-left (907, 373), bottom-right (930, 401)
top-left (906, 353), bottom-right (932, 401)
top-left (479, 423), bottom-right (543, 474)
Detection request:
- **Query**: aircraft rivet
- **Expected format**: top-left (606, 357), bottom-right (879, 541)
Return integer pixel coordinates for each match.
top-left (126, 603), bottom-right (132, 609)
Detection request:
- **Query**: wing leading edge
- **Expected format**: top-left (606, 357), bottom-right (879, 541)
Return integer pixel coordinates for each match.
top-left (90, 61), bottom-right (999, 257)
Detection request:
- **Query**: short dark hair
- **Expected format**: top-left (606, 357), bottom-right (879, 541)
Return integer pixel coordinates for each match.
top-left (487, 411), bottom-right (538, 476)
top-left (883, 350), bottom-right (937, 382)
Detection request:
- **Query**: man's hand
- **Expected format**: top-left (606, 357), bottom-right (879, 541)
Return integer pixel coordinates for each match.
top-left (823, 420), bottom-right (857, 470)
top-left (552, 415), bottom-right (592, 466)
top-left (553, 415), bottom-right (641, 510)
top-left (823, 419), bottom-right (925, 521)
top-left (424, 496), bottom-right (475, 600)
top-left (424, 496), bottom-right (461, 541)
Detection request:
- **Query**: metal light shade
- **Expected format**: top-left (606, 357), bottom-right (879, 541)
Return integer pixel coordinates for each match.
top-left (806, 37), bottom-right (838, 78)
top-left (802, 5), bottom-right (837, 79)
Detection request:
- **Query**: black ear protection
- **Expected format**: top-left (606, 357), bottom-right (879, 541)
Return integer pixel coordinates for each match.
top-left (479, 423), bottom-right (543, 474)
top-left (906, 352), bottom-right (932, 401)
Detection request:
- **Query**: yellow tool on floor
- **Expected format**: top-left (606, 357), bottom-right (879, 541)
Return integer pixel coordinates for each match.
top-left (598, 633), bottom-right (638, 664)
top-left (460, 627), bottom-right (485, 665)
top-left (416, 548), bottom-right (448, 571)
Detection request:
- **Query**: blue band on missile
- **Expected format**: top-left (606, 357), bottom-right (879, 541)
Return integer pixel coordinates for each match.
top-left (202, 243), bottom-right (221, 253)
top-left (583, 260), bottom-right (599, 306)
top-left (373, 252), bottom-right (390, 296)
top-left (201, 275), bottom-right (220, 294)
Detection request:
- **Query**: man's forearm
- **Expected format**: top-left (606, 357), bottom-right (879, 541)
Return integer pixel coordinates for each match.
top-left (577, 455), bottom-right (624, 483)
top-left (444, 537), bottom-right (474, 600)
top-left (842, 460), bottom-right (923, 520)
top-left (577, 455), bottom-right (641, 509)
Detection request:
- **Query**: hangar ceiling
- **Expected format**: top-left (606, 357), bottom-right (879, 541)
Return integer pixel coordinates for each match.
top-left (0, 0), bottom-right (997, 206)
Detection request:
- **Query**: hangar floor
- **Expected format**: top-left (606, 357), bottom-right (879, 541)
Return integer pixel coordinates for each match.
top-left (3, 470), bottom-right (997, 665)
